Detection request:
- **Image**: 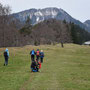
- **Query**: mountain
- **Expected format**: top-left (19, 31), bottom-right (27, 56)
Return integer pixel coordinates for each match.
top-left (12, 7), bottom-right (90, 32)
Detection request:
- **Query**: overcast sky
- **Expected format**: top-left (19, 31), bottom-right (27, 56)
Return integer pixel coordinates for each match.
top-left (0, 0), bottom-right (90, 22)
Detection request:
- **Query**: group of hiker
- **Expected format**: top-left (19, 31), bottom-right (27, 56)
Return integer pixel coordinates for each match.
top-left (30, 49), bottom-right (44, 72)
top-left (3, 48), bottom-right (44, 72)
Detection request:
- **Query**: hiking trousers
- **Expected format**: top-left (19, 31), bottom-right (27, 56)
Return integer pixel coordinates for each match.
top-left (4, 57), bottom-right (8, 65)
top-left (36, 55), bottom-right (39, 62)
top-left (40, 58), bottom-right (43, 63)
top-left (31, 55), bottom-right (35, 61)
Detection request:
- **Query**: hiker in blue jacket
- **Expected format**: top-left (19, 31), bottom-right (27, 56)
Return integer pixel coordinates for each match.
top-left (40, 50), bottom-right (44, 63)
top-left (30, 49), bottom-right (36, 61)
top-left (4, 48), bottom-right (9, 66)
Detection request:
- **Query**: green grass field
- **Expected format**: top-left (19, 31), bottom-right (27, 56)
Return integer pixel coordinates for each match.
top-left (0, 44), bottom-right (90, 90)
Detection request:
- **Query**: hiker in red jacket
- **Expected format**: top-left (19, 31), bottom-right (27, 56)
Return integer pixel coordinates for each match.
top-left (36, 49), bottom-right (40, 62)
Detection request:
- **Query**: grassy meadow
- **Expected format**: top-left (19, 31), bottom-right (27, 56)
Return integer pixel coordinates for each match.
top-left (0, 44), bottom-right (90, 90)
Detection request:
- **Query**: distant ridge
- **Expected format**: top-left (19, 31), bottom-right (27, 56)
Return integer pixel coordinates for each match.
top-left (12, 7), bottom-right (90, 32)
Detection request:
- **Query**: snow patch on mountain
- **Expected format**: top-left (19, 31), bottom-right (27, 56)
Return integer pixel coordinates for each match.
top-left (36, 17), bottom-right (39, 22)
top-left (35, 11), bottom-right (43, 16)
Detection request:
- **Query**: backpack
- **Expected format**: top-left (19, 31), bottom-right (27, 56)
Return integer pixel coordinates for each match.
top-left (4, 52), bottom-right (8, 57)
top-left (36, 51), bottom-right (40, 56)
top-left (31, 50), bottom-right (35, 55)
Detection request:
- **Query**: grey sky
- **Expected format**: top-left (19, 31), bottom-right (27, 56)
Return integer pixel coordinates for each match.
top-left (0, 0), bottom-right (90, 22)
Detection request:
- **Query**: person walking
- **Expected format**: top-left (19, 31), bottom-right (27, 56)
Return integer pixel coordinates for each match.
top-left (4, 48), bottom-right (9, 66)
top-left (30, 49), bottom-right (36, 61)
top-left (40, 50), bottom-right (44, 63)
top-left (36, 49), bottom-right (40, 62)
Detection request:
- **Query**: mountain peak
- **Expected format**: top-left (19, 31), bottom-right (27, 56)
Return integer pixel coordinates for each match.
top-left (84, 20), bottom-right (90, 29)
top-left (84, 20), bottom-right (90, 24)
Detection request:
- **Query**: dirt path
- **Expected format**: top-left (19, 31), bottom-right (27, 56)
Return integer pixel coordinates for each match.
top-left (19, 73), bottom-right (34, 90)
